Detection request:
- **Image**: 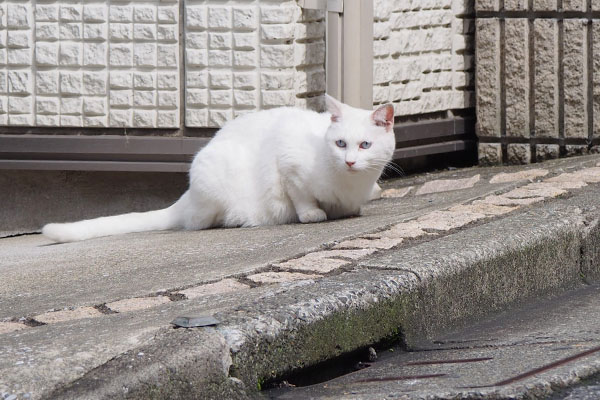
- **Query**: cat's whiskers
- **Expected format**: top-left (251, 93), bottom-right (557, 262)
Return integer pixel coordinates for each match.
top-left (367, 159), bottom-right (404, 177)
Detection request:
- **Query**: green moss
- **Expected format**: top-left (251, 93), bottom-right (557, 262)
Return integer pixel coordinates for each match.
top-left (231, 292), bottom-right (414, 393)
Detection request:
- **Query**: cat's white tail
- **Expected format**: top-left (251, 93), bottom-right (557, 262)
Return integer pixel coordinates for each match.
top-left (42, 192), bottom-right (189, 243)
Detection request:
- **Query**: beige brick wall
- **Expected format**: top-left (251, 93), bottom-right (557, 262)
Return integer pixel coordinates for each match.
top-left (372, 0), bottom-right (475, 116)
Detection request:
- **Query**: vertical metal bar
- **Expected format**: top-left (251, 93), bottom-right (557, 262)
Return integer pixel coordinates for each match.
top-left (326, 11), bottom-right (343, 100)
top-left (341, 0), bottom-right (373, 109)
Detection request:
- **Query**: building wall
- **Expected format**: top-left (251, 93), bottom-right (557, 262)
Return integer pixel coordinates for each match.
top-left (0, 0), bottom-right (475, 131)
top-left (372, 0), bottom-right (475, 116)
top-left (0, 0), bottom-right (181, 128)
top-left (0, 0), bottom-right (326, 131)
top-left (475, 0), bottom-right (600, 164)
top-left (183, 0), bottom-right (325, 128)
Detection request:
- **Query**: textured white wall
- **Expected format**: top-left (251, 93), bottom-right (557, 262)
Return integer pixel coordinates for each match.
top-left (0, 0), bottom-right (472, 129)
top-left (183, 0), bottom-right (325, 127)
top-left (0, 0), bottom-right (181, 128)
top-left (0, 0), bottom-right (325, 128)
top-left (372, 0), bottom-right (474, 116)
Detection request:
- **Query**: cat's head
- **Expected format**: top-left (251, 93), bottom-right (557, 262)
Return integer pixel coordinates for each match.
top-left (324, 94), bottom-right (395, 175)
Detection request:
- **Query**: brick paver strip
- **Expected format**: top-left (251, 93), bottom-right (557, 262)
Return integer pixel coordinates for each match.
top-left (489, 169), bottom-right (549, 183)
top-left (247, 272), bottom-right (322, 284)
top-left (334, 237), bottom-right (404, 250)
top-left (416, 209), bottom-right (486, 231)
top-left (474, 195), bottom-right (546, 206)
top-left (106, 296), bottom-right (171, 313)
top-left (504, 184), bottom-right (566, 199)
top-left (276, 257), bottom-right (350, 273)
top-left (381, 186), bottom-right (413, 198)
top-left (178, 279), bottom-right (250, 299)
top-left (0, 322), bottom-right (27, 334)
top-left (416, 174), bottom-right (480, 196)
top-left (34, 307), bottom-right (103, 324)
top-left (449, 203), bottom-right (517, 216)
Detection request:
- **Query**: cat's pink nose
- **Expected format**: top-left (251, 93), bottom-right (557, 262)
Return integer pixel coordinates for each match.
top-left (346, 161), bottom-right (355, 167)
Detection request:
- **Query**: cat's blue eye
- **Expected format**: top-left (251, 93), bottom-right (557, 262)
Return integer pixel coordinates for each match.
top-left (335, 140), bottom-right (346, 148)
top-left (360, 141), bottom-right (372, 149)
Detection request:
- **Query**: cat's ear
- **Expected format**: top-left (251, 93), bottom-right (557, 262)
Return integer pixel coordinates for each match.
top-left (372, 104), bottom-right (394, 132)
top-left (325, 94), bottom-right (344, 123)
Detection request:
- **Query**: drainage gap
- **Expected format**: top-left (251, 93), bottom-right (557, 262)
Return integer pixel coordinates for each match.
top-left (263, 331), bottom-right (407, 390)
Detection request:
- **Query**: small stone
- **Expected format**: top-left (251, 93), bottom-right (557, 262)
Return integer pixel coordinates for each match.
top-left (34, 307), bottom-right (102, 324)
top-left (367, 347), bottom-right (377, 361)
top-left (381, 186), bottom-right (413, 198)
top-left (171, 315), bottom-right (219, 328)
top-left (416, 174), bottom-right (480, 195)
top-left (489, 168), bottom-right (549, 183)
top-left (178, 279), bottom-right (249, 299)
top-left (247, 272), bottom-right (322, 284)
top-left (106, 296), bottom-right (170, 313)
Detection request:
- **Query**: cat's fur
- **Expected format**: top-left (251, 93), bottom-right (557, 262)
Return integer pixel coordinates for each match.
top-left (42, 95), bottom-right (396, 243)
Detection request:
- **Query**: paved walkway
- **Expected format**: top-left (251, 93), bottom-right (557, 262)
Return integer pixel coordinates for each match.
top-left (3, 155), bottom-right (600, 399)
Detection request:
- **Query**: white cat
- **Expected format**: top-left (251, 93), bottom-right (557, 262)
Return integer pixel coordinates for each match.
top-left (42, 95), bottom-right (396, 243)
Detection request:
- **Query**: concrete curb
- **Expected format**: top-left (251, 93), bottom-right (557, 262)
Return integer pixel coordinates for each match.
top-left (45, 187), bottom-right (600, 399)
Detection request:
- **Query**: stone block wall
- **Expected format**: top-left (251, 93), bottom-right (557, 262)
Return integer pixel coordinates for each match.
top-left (372, 0), bottom-right (475, 116)
top-left (476, 0), bottom-right (600, 164)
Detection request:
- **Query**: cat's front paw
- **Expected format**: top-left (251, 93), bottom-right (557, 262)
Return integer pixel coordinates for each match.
top-left (298, 209), bottom-right (327, 224)
top-left (369, 183), bottom-right (383, 200)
